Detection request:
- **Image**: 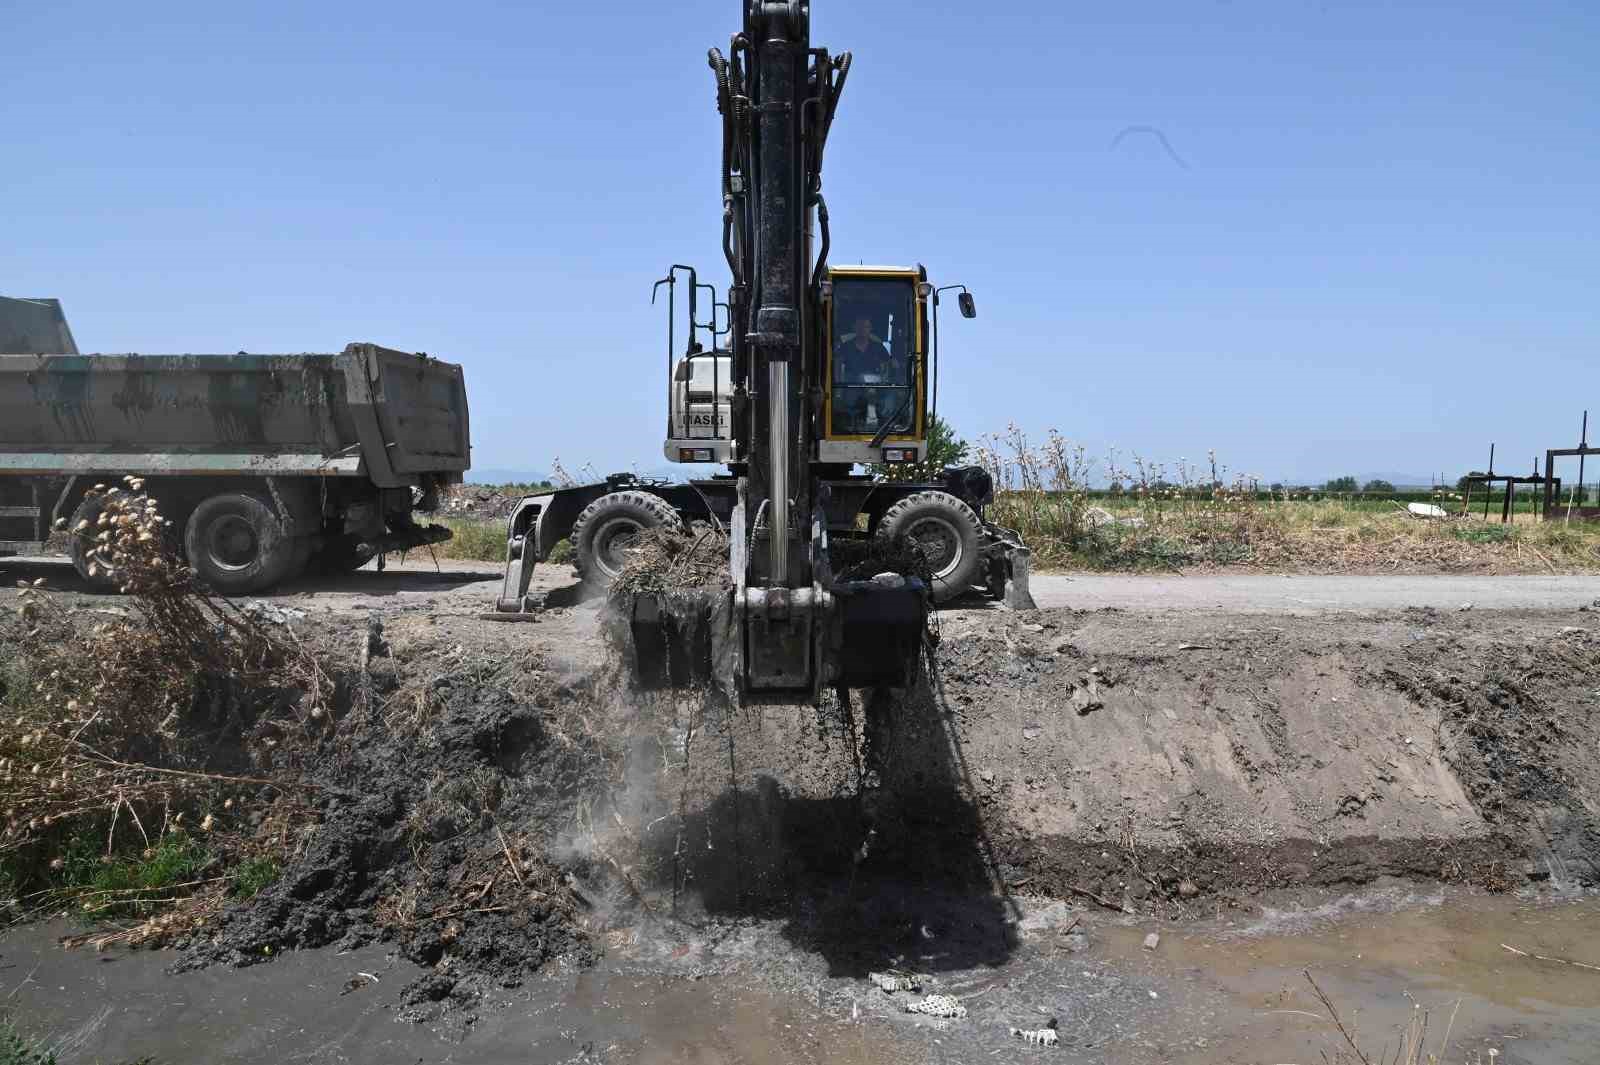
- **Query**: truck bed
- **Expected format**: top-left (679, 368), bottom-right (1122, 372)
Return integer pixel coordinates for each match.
top-left (0, 343), bottom-right (468, 488)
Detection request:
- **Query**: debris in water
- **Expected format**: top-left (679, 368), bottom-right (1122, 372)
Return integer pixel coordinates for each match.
top-left (904, 994), bottom-right (967, 1019)
top-left (1010, 1026), bottom-right (1060, 1048)
top-left (1143, 932), bottom-right (1161, 951)
top-left (869, 970), bottom-right (922, 994)
top-left (241, 600), bottom-right (307, 625)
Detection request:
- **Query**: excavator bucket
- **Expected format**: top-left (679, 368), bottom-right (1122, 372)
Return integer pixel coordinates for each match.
top-left (832, 579), bottom-right (928, 690)
top-left (627, 590), bottom-right (718, 691)
top-left (616, 554), bottom-right (929, 700)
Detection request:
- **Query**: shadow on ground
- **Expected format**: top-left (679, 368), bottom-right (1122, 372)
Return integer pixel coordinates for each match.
top-left (653, 657), bottom-right (1020, 978)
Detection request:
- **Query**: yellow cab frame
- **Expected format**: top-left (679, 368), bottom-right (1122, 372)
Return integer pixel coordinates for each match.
top-left (818, 264), bottom-right (930, 461)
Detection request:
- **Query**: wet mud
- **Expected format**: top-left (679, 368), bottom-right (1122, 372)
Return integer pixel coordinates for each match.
top-left (4, 890), bottom-right (1597, 1063)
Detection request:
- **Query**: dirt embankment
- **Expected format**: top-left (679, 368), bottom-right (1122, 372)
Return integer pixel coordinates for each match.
top-left (10, 562), bottom-right (1596, 1018)
top-left (932, 606), bottom-right (1598, 901)
top-left (611, 606), bottom-right (1597, 950)
top-left (195, 600), bottom-right (1599, 1004)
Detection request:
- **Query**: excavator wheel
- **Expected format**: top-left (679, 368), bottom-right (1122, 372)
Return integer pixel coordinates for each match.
top-left (570, 491), bottom-right (685, 589)
top-left (875, 490), bottom-right (984, 604)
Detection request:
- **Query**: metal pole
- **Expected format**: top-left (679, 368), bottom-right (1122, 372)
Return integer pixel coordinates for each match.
top-left (1567, 412), bottom-right (1587, 525)
top-left (1579, 411), bottom-right (1589, 512)
top-left (1544, 451), bottom-right (1556, 522)
top-left (1484, 443), bottom-right (1494, 521)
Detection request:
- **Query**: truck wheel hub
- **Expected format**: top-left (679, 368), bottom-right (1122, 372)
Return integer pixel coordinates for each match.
top-left (208, 516), bottom-right (260, 570)
top-left (906, 516), bottom-right (961, 577)
top-left (593, 518), bottom-right (645, 578)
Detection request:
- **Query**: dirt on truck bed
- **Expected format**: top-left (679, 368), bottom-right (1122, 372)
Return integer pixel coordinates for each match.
top-left (2, 555), bottom-right (1598, 1060)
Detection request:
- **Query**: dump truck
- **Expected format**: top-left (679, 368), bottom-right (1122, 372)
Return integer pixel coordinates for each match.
top-left (498, 0), bottom-right (1031, 703)
top-left (0, 295), bottom-right (470, 594)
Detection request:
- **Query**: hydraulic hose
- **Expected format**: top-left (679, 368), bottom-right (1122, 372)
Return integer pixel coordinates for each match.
top-left (809, 193), bottom-right (830, 290)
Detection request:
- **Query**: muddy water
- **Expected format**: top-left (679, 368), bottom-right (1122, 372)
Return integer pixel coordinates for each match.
top-left (2, 889), bottom-right (1596, 1063)
top-left (1096, 888), bottom-right (1600, 1064)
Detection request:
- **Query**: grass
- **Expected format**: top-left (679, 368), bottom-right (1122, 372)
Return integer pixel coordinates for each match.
top-left (433, 518), bottom-right (572, 565)
top-left (435, 518), bottom-right (504, 561)
top-left (44, 832), bottom-right (212, 919)
top-left (231, 855), bottom-right (279, 900)
top-left (0, 1021), bottom-right (55, 1065)
top-left (978, 428), bottom-right (1600, 573)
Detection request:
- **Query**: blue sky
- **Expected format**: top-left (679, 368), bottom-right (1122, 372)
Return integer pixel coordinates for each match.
top-left (6, 0), bottom-right (1596, 485)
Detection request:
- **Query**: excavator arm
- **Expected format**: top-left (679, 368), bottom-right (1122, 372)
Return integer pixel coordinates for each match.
top-left (627, 1), bottom-right (930, 700)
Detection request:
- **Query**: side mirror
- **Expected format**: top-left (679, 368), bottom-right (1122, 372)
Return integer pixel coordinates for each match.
top-left (958, 292), bottom-right (977, 319)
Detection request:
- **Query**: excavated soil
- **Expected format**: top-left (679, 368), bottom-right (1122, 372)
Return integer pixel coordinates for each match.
top-left (157, 592), bottom-right (1599, 1021)
top-left (6, 555), bottom-right (1597, 1028)
top-left (172, 616), bottom-right (612, 1017)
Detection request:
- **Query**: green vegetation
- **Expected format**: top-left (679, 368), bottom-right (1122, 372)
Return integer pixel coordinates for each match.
top-left (436, 518), bottom-right (504, 562)
top-left (434, 518), bottom-right (573, 564)
top-left (0, 1021), bottom-right (55, 1065)
top-left (493, 480), bottom-right (555, 495)
top-left (978, 429), bottom-right (1600, 572)
top-left (231, 856), bottom-right (280, 900)
top-left (4, 830), bottom-right (216, 921)
top-left (1451, 522), bottom-right (1514, 545)
top-left (61, 832), bottom-right (207, 897)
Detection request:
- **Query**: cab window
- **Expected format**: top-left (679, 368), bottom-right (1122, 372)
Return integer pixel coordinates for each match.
top-left (829, 276), bottom-right (917, 437)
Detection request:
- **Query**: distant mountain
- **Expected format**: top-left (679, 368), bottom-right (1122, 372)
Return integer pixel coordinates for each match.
top-left (467, 465), bottom-right (694, 487)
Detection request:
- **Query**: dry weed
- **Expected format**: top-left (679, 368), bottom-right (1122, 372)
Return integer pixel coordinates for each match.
top-left (2, 478), bottom-right (333, 938)
top-left (976, 431), bottom-right (1600, 573)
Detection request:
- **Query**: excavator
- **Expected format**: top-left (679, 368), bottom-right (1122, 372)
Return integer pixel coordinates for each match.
top-left (498, 0), bottom-right (1031, 700)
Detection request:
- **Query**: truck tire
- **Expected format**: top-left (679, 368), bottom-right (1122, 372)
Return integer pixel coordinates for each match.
top-left (66, 495), bottom-right (119, 593)
top-left (570, 491), bottom-right (683, 587)
top-left (183, 493), bottom-right (297, 596)
top-left (876, 490), bottom-right (984, 604)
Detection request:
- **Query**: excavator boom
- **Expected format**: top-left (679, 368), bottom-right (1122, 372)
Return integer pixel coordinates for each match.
top-left (627, 1), bottom-right (931, 700)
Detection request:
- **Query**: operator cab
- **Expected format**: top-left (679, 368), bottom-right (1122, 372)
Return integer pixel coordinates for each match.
top-left (662, 262), bottom-right (970, 470)
top-left (819, 265), bottom-right (928, 467)
top-left (665, 348), bottom-right (734, 464)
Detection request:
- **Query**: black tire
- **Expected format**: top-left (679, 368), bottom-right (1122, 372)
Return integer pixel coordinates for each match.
top-left (876, 490), bottom-right (984, 604)
top-left (183, 493), bottom-right (297, 596)
top-left (570, 491), bottom-right (684, 587)
top-left (66, 495), bottom-right (120, 593)
top-left (311, 534), bottom-right (376, 575)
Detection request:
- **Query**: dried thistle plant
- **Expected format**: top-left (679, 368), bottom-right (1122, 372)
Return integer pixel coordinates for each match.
top-left (2, 477), bottom-right (334, 938)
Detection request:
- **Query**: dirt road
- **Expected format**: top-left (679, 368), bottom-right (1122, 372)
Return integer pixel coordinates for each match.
top-left (8, 554), bottom-right (1600, 616)
top-left (1029, 571), bottom-right (1600, 612)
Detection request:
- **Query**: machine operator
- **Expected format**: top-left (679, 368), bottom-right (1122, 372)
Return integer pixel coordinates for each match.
top-left (833, 311), bottom-right (910, 433)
